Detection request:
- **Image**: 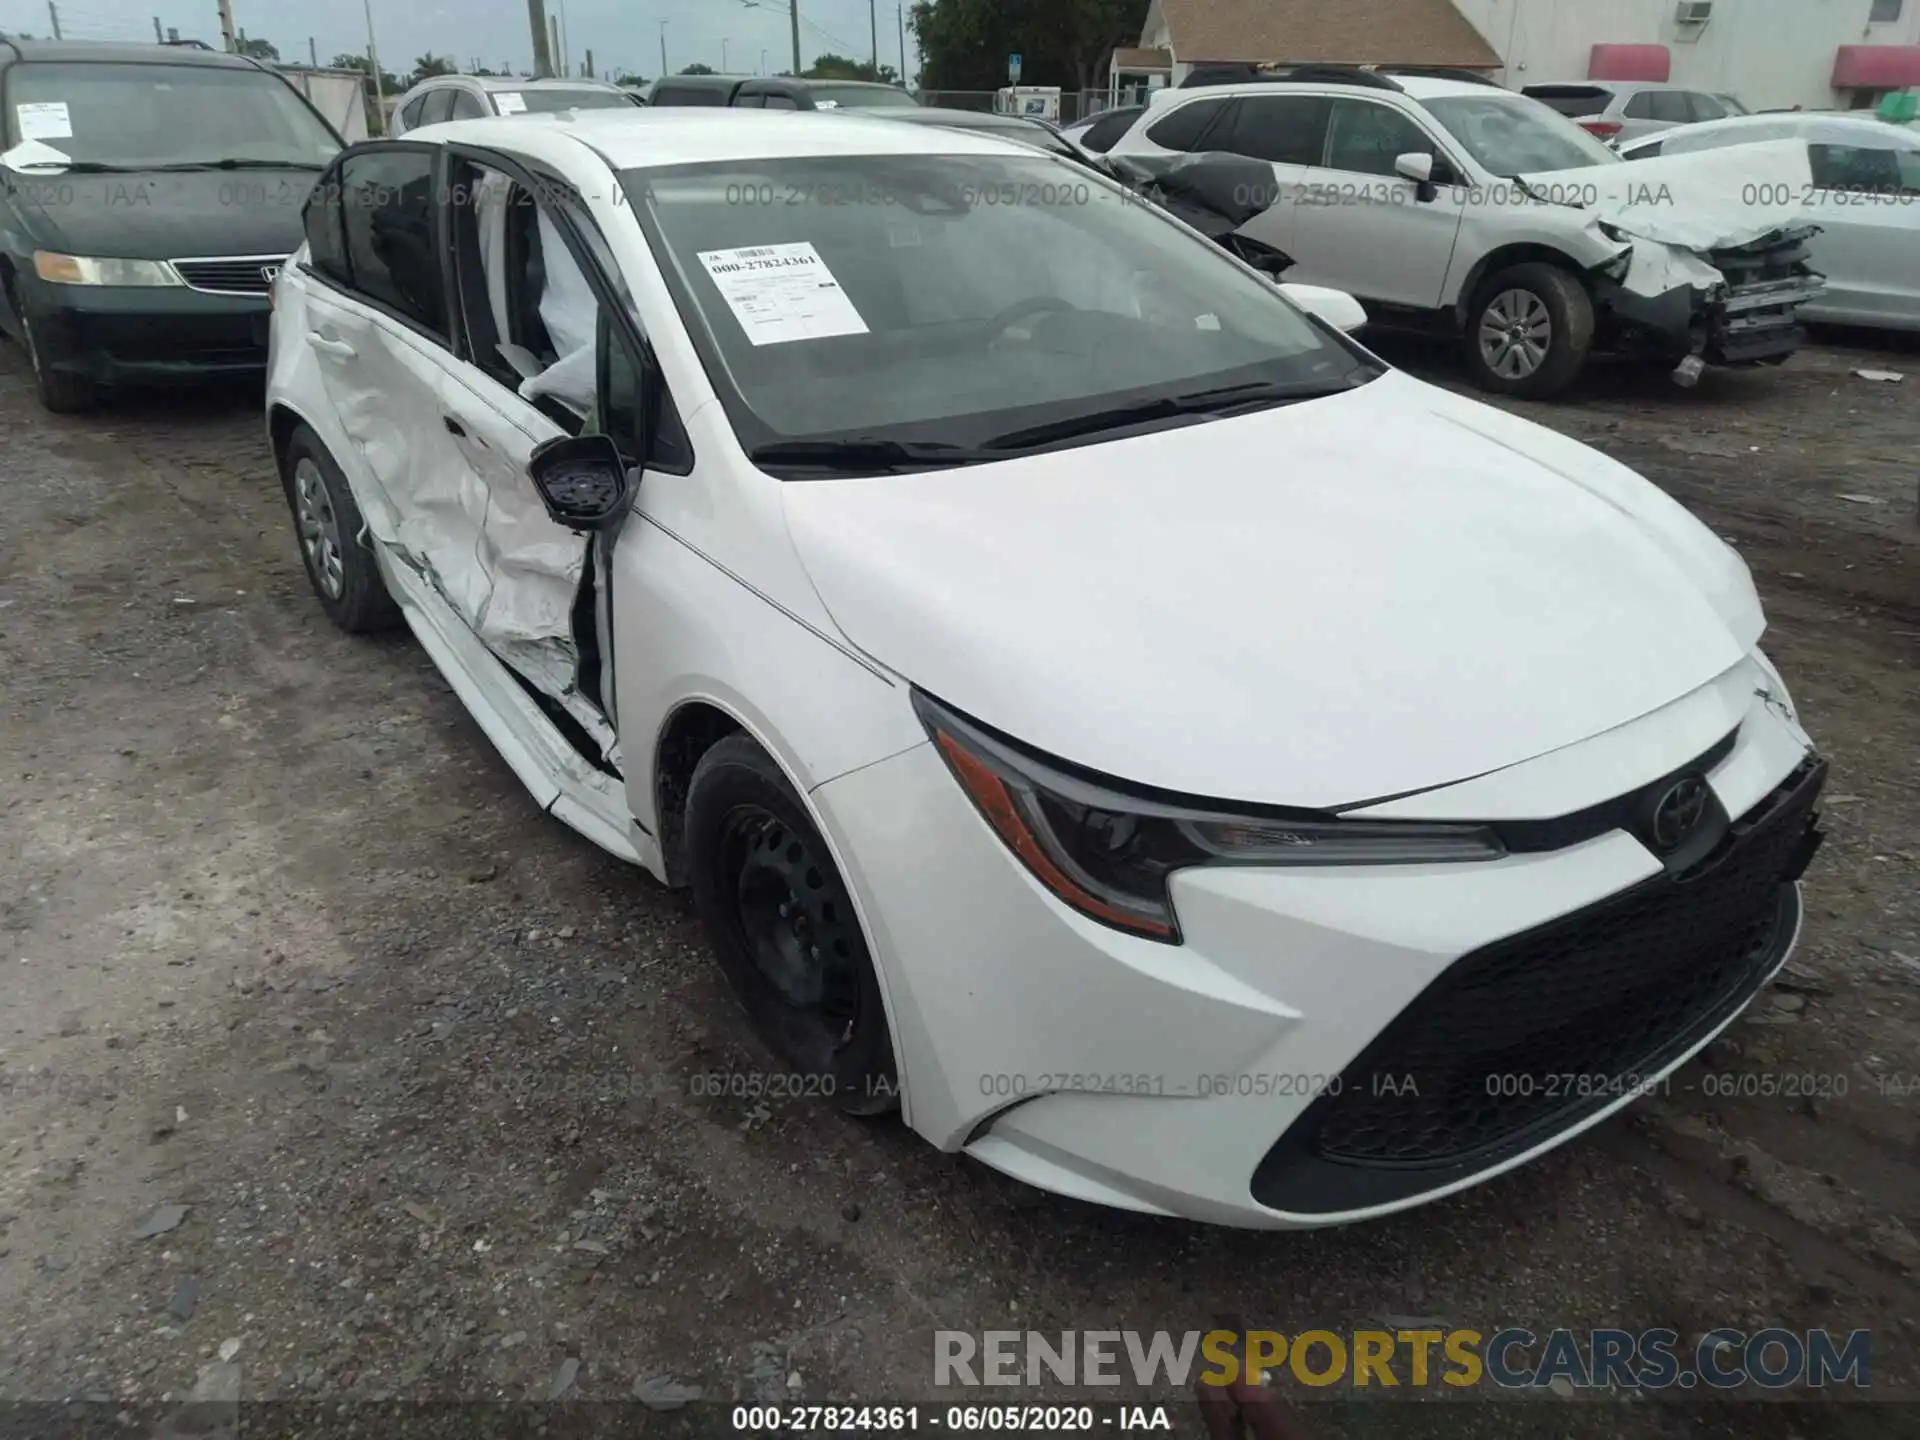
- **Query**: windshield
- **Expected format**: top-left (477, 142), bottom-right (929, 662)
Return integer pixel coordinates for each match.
top-left (621, 152), bottom-right (1366, 463)
top-left (3, 62), bottom-right (341, 167)
top-left (511, 88), bottom-right (638, 114)
top-left (809, 84), bottom-right (918, 108)
top-left (1425, 94), bottom-right (1619, 175)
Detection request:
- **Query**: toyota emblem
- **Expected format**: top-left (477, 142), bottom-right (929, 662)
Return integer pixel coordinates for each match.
top-left (1650, 776), bottom-right (1710, 853)
top-left (261, 264), bottom-right (281, 286)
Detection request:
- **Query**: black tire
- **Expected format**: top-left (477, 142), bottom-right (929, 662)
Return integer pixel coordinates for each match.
top-left (17, 305), bottom-right (96, 414)
top-left (1460, 262), bottom-right (1594, 399)
top-left (280, 424), bottom-right (403, 634)
top-left (684, 734), bottom-right (899, 1116)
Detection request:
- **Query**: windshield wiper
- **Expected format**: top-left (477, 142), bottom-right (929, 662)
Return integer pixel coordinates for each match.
top-left (980, 377), bottom-right (1360, 452)
top-left (6, 159), bottom-right (147, 174)
top-left (145, 159), bottom-right (328, 171)
top-left (748, 437), bottom-right (998, 475)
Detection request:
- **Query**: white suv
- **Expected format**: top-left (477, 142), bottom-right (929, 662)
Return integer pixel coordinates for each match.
top-left (1109, 68), bottom-right (1820, 396)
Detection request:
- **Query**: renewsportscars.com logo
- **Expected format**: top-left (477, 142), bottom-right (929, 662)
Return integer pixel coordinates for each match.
top-left (934, 1328), bottom-right (1872, 1392)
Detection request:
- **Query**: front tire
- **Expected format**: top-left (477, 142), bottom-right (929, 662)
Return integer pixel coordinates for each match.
top-left (18, 306), bottom-right (95, 414)
top-left (279, 424), bottom-right (402, 634)
top-left (1461, 263), bottom-right (1593, 398)
top-left (684, 735), bottom-right (899, 1116)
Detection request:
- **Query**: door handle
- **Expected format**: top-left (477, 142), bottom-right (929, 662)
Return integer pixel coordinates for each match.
top-left (304, 331), bottom-right (355, 359)
top-left (443, 415), bottom-right (466, 437)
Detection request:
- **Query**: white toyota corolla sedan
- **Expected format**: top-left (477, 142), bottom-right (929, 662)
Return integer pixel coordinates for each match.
top-left (265, 109), bottom-right (1826, 1228)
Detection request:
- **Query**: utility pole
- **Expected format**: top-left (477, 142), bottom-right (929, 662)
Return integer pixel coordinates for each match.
top-left (788, 1), bottom-right (800, 75)
top-left (869, 0), bottom-right (877, 75)
top-left (583, 47), bottom-right (593, 77)
top-left (46, 2), bottom-right (61, 40)
top-left (555, 0), bottom-right (569, 75)
top-left (362, 0), bottom-right (385, 131)
top-left (898, 5), bottom-right (906, 85)
top-left (658, 19), bottom-right (667, 76)
top-left (526, 0), bottom-right (552, 76)
top-left (309, 36), bottom-right (318, 66)
top-left (760, 47), bottom-right (767, 75)
top-left (215, 0), bottom-right (235, 51)
top-left (722, 38), bottom-right (728, 71)
top-left (549, 16), bottom-right (561, 75)
top-left (153, 14), bottom-right (163, 41)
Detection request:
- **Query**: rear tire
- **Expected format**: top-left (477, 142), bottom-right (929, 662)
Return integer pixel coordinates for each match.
top-left (280, 424), bottom-right (403, 634)
top-left (684, 735), bottom-right (900, 1116)
top-left (1461, 263), bottom-right (1593, 399)
top-left (18, 306), bottom-right (96, 414)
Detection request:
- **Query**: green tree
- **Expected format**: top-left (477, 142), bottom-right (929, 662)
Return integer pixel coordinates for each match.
top-left (236, 36), bottom-right (279, 61)
top-left (678, 62), bottom-right (716, 75)
top-left (910, 0), bottom-right (1145, 93)
top-left (412, 53), bottom-right (456, 83)
top-left (331, 52), bottom-right (404, 95)
top-left (804, 53), bottom-right (900, 84)
top-left (612, 70), bottom-right (648, 86)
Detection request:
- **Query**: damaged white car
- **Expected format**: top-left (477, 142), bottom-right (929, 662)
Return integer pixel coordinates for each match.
top-left (1108, 67), bottom-right (1825, 395)
top-left (267, 111), bottom-right (1827, 1227)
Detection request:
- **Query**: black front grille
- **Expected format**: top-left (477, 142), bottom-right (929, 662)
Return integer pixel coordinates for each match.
top-left (1252, 756), bottom-right (1825, 1215)
top-left (173, 258), bottom-right (283, 294)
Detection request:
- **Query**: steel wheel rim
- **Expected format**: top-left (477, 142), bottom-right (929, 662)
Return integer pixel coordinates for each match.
top-left (293, 458), bottom-right (345, 600)
top-left (1479, 289), bottom-right (1552, 379)
top-left (720, 804), bottom-right (861, 1071)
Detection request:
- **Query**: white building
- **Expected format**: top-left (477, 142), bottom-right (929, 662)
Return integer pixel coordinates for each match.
top-left (1119, 0), bottom-right (1920, 112)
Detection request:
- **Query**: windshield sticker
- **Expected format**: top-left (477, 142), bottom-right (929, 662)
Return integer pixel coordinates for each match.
top-left (1, 138), bottom-right (72, 171)
top-left (16, 102), bottom-right (73, 140)
top-left (696, 242), bottom-right (869, 346)
top-left (494, 92), bottom-right (528, 114)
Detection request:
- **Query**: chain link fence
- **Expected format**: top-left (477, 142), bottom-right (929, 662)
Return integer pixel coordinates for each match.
top-left (915, 90), bottom-right (1143, 124)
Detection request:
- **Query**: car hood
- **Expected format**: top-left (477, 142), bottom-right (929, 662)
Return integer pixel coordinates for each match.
top-left (5, 166), bottom-right (316, 258)
top-left (780, 371), bottom-right (1762, 810)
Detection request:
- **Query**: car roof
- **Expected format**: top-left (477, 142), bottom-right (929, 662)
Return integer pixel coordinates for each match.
top-left (0, 38), bottom-right (262, 68)
top-left (468, 75), bottom-right (624, 91)
top-left (412, 107), bottom-right (1037, 167)
top-left (1621, 110), bottom-right (1920, 151)
top-left (1161, 74), bottom-right (1505, 104)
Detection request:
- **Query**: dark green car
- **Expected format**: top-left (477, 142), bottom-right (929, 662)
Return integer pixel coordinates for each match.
top-left (0, 38), bottom-right (342, 411)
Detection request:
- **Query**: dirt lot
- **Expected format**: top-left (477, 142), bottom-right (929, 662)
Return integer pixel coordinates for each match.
top-left (0, 329), bottom-right (1916, 1440)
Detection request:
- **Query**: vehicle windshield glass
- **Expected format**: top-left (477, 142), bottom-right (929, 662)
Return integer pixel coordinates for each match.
top-left (621, 152), bottom-right (1365, 460)
top-left (512, 88), bottom-right (637, 113)
top-left (1425, 94), bottom-right (1620, 175)
top-left (2, 62), bottom-right (341, 166)
top-left (809, 84), bottom-right (918, 108)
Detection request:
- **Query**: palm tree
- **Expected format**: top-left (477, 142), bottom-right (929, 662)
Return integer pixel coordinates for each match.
top-left (412, 53), bottom-right (455, 83)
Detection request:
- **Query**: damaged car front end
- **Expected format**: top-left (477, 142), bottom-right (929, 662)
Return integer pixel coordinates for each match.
top-left (1526, 138), bottom-right (1827, 385)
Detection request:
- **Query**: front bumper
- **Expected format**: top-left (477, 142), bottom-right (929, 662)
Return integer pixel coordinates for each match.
top-left (17, 275), bottom-right (271, 384)
top-left (1597, 227), bottom-right (1825, 367)
top-left (810, 656), bottom-right (1822, 1228)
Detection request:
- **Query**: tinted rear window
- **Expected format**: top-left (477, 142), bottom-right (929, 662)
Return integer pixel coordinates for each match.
top-left (653, 82), bottom-right (730, 106)
top-left (1078, 106), bottom-right (1145, 152)
top-left (1145, 95), bottom-right (1227, 150)
top-left (1522, 85), bottom-right (1614, 117)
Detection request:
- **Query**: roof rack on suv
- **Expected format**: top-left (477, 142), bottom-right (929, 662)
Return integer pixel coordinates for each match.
top-left (1178, 61), bottom-right (1406, 92)
top-left (163, 38), bottom-right (215, 48)
top-left (1376, 65), bottom-right (1504, 87)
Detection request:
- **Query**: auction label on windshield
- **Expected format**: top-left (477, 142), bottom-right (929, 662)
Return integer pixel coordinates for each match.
top-left (15, 102), bottom-right (73, 140)
top-left (697, 242), bottom-right (869, 346)
top-left (494, 92), bottom-right (528, 114)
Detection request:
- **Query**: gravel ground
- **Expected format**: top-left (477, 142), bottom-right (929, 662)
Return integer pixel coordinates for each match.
top-left (0, 328), bottom-right (1916, 1440)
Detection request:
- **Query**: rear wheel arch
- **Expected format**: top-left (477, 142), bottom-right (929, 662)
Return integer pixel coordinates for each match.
top-left (267, 403), bottom-right (308, 477)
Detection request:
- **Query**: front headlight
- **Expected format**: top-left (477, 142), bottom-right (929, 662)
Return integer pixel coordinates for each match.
top-left (913, 691), bottom-right (1504, 944)
top-left (33, 252), bottom-right (183, 287)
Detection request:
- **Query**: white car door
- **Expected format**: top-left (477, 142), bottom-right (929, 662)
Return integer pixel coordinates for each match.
top-left (1176, 93), bottom-right (1332, 260)
top-left (1285, 96), bottom-right (1466, 309)
top-left (1802, 139), bottom-right (1920, 328)
top-left (299, 144), bottom-right (501, 623)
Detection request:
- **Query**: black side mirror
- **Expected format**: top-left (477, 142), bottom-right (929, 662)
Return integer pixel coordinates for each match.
top-left (527, 434), bottom-right (632, 533)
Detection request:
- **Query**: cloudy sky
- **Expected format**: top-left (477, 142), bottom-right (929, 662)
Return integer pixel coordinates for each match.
top-left (2, 0), bottom-right (919, 83)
